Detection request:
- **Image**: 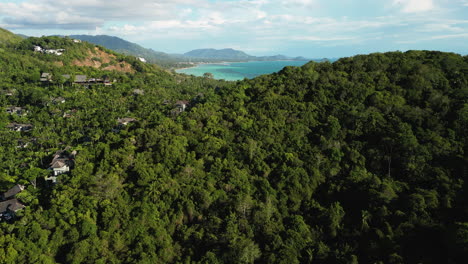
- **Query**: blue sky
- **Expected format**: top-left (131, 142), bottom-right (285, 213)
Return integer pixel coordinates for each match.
top-left (0, 0), bottom-right (467, 58)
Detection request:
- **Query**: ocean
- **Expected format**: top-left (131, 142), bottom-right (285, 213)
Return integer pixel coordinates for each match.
top-left (175, 60), bottom-right (310, 81)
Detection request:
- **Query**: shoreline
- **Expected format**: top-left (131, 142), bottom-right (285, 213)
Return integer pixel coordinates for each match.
top-left (174, 60), bottom-right (310, 81)
top-left (174, 61), bottom-right (234, 71)
top-left (174, 59), bottom-right (310, 72)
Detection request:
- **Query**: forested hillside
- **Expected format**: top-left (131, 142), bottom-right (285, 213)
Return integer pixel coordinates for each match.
top-left (0, 28), bottom-right (22, 45)
top-left (0, 33), bottom-right (467, 264)
top-left (68, 35), bottom-right (187, 69)
top-left (184, 48), bottom-right (252, 60)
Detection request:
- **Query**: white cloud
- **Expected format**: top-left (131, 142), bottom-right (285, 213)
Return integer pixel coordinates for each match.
top-left (393, 0), bottom-right (435, 13)
top-left (430, 32), bottom-right (468, 39)
top-left (0, 0), bottom-right (199, 29)
top-left (281, 0), bottom-right (317, 7)
top-left (396, 32), bottom-right (468, 43)
top-left (0, 0), bottom-right (467, 55)
top-left (419, 23), bottom-right (465, 32)
top-left (293, 36), bottom-right (356, 41)
top-left (255, 10), bottom-right (268, 19)
top-left (180, 8), bottom-right (193, 17)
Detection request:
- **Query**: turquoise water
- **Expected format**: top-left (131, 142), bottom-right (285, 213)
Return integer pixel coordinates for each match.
top-left (176, 60), bottom-right (310, 81)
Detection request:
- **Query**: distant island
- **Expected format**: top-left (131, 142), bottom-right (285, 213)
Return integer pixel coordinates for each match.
top-left (183, 48), bottom-right (310, 62)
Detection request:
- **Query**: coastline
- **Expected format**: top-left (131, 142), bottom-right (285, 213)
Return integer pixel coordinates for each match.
top-left (175, 60), bottom-right (310, 81)
top-left (174, 59), bottom-right (310, 72)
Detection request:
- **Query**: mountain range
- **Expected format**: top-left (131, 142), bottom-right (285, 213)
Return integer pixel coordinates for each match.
top-left (183, 48), bottom-right (310, 61)
top-left (68, 35), bottom-right (314, 67)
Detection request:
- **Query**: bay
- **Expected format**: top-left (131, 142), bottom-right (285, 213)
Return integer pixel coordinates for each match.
top-left (176, 60), bottom-right (310, 81)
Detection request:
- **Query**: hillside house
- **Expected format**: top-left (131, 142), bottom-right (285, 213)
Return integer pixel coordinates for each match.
top-left (73, 39), bottom-right (81, 43)
top-left (104, 78), bottom-right (113, 86)
top-left (60, 74), bottom-right (113, 86)
top-left (16, 140), bottom-right (30, 149)
top-left (6, 106), bottom-right (26, 116)
top-left (33, 46), bottom-right (65, 55)
top-left (176, 100), bottom-right (190, 112)
top-left (89, 76), bottom-right (112, 85)
top-left (0, 199), bottom-right (25, 221)
top-left (113, 118), bottom-right (137, 132)
top-left (63, 109), bottom-right (77, 118)
top-left (7, 123), bottom-right (33, 132)
top-left (117, 117), bottom-right (137, 126)
top-left (46, 149), bottom-right (76, 183)
top-left (74, 75), bottom-right (87, 84)
top-left (3, 90), bottom-right (15, 96)
top-left (51, 97), bottom-right (66, 104)
top-left (45, 49), bottom-right (65, 56)
top-left (1, 184), bottom-right (24, 200)
top-left (138, 57), bottom-right (147, 63)
top-left (40, 73), bottom-right (52, 82)
top-left (0, 184), bottom-right (26, 221)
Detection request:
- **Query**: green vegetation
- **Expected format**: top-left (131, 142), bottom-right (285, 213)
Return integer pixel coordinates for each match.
top-left (0, 28), bottom-right (23, 45)
top-left (0, 32), bottom-right (467, 263)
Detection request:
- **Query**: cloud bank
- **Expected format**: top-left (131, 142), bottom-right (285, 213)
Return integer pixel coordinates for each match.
top-left (0, 0), bottom-right (467, 56)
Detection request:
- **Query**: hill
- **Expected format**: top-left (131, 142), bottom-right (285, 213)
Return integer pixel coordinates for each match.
top-left (0, 27), bottom-right (23, 44)
top-left (13, 35), bottom-right (157, 74)
top-left (69, 35), bottom-right (187, 68)
top-left (0, 41), bottom-right (466, 264)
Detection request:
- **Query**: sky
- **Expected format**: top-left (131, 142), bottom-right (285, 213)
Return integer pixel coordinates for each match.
top-left (0, 0), bottom-right (467, 58)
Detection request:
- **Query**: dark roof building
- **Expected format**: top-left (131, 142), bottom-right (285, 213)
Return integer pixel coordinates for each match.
top-left (6, 106), bottom-right (26, 116)
top-left (2, 184), bottom-right (24, 200)
top-left (175, 100), bottom-right (190, 112)
top-left (0, 199), bottom-right (25, 214)
top-left (51, 97), bottom-right (66, 104)
top-left (40, 73), bottom-right (52, 82)
top-left (7, 123), bottom-right (33, 132)
top-left (46, 148), bottom-right (77, 181)
top-left (75, 75), bottom-right (87, 83)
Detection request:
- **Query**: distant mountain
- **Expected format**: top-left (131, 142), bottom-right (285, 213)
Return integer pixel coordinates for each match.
top-left (67, 36), bottom-right (314, 67)
top-left (184, 48), bottom-right (252, 60)
top-left (0, 28), bottom-right (23, 44)
top-left (256, 54), bottom-right (289, 61)
top-left (16, 34), bottom-right (29, 39)
top-left (184, 48), bottom-right (310, 61)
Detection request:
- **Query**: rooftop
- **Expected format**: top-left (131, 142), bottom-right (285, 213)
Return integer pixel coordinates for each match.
top-left (0, 199), bottom-right (25, 213)
top-left (3, 184), bottom-right (24, 200)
